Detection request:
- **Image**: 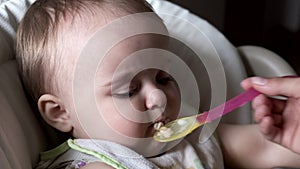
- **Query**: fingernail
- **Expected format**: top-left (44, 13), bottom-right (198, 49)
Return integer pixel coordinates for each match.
top-left (251, 77), bottom-right (267, 85)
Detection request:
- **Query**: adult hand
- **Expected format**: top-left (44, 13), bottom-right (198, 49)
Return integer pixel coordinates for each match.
top-left (241, 76), bottom-right (300, 154)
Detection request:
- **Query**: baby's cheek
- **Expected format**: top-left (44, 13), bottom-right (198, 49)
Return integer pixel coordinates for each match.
top-left (109, 119), bottom-right (146, 138)
top-left (168, 98), bottom-right (181, 119)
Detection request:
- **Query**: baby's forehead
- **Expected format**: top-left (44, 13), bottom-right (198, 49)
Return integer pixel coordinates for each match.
top-left (96, 33), bottom-right (169, 64)
top-left (61, 4), bottom-right (166, 54)
top-left (59, 0), bottom-right (154, 29)
top-left (71, 11), bottom-right (168, 61)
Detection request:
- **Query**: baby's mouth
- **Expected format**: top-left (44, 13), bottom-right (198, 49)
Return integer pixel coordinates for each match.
top-left (150, 117), bottom-right (171, 135)
top-left (153, 121), bottom-right (165, 131)
top-left (153, 116), bottom-right (169, 126)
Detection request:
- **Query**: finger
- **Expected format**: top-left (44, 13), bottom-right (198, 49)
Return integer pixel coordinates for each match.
top-left (268, 97), bottom-right (287, 114)
top-left (252, 94), bottom-right (272, 110)
top-left (253, 100), bottom-right (285, 124)
top-left (247, 77), bottom-right (300, 98)
top-left (240, 78), bottom-right (253, 90)
top-left (253, 96), bottom-right (287, 114)
top-left (259, 117), bottom-right (282, 143)
top-left (252, 95), bottom-right (272, 123)
top-left (253, 104), bottom-right (271, 123)
top-left (272, 114), bottom-right (283, 127)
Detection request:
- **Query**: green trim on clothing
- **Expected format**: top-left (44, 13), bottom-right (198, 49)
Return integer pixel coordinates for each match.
top-left (67, 139), bottom-right (129, 169)
top-left (40, 141), bottom-right (69, 161)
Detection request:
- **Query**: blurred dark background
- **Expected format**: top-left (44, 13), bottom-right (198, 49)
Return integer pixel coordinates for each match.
top-left (169, 0), bottom-right (300, 74)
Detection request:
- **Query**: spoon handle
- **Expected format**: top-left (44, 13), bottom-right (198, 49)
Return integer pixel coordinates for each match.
top-left (197, 88), bottom-right (260, 123)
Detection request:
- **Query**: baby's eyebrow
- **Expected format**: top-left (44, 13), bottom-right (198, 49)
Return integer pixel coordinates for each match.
top-left (94, 77), bottom-right (112, 88)
top-left (98, 82), bottom-right (111, 87)
top-left (96, 78), bottom-right (129, 90)
top-left (95, 69), bottom-right (133, 89)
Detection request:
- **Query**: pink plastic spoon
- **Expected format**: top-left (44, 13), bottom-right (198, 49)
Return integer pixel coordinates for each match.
top-left (154, 88), bottom-right (260, 142)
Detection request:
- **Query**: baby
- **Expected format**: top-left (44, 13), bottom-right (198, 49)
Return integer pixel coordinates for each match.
top-left (16, 0), bottom-right (300, 168)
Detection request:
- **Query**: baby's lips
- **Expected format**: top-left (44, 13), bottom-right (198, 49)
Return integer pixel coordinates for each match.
top-left (153, 114), bottom-right (168, 125)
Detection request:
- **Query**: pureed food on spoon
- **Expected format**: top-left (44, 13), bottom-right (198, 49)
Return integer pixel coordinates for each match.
top-left (154, 119), bottom-right (188, 139)
top-left (154, 122), bottom-right (174, 139)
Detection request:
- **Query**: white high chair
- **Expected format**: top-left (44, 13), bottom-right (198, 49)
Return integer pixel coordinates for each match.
top-left (0, 0), bottom-right (296, 168)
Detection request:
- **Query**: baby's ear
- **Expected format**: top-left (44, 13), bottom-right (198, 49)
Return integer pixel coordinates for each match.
top-left (38, 94), bottom-right (73, 132)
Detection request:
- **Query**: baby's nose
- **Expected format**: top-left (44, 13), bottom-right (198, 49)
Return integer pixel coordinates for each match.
top-left (145, 89), bottom-right (167, 111)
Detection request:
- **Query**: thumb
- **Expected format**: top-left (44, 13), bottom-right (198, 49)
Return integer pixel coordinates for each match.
top-left (247, 76), bottom-right (300, 98)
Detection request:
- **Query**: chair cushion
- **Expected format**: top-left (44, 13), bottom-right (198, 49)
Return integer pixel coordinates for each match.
top-left (0, 0), bottom-right (36, 64)
top-left (0, 61), bottom-right (49, 168)
top-left (0, 0), bottom-right (49, 168)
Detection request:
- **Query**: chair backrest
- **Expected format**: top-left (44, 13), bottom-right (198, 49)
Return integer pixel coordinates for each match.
top-left (0, 0), bottom-right (296, 168)
top-left (238, 45), bottom-right (296, 77)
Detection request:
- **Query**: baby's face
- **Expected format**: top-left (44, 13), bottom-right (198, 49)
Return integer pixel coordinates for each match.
top-left (95, 34), bottom-right (180, 138)
top-left (70, 32), bottom-right (182, 156)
